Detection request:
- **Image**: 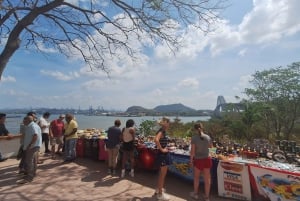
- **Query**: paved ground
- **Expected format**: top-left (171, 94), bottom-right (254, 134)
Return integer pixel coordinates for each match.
top-left (0, 153), bottom-right (266, 201)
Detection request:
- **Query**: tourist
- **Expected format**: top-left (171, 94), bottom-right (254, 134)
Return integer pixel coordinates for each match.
top-left (18, 117), bottom-right (27, 173)
top-left (121, 119), bottom-right (136, 178)
top-left (154, 116), bottom-right (171, 201)
top-left (49, 114), bottom-right (65, 159)
top-left (64, 113), bottom-right (78, 162)
top-left (0, 113), bottom-right (13, 162)
top-left (106, 119), bottom-right (122, 175)
top-left (26, 111), bottom-right (43, 164)
top-left (17, 115), bottom-right (42, 184)
top-left (38, 112), bottom-right (51, 154)
top-left (189, 122), bottom-right (212, 201)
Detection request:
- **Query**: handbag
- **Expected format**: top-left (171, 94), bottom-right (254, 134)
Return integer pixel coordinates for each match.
top-left (16, 146), bottom-right (24, 160)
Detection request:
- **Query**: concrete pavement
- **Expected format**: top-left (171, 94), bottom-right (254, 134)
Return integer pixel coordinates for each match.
top-left (0, 154), bottom-right (262, 201)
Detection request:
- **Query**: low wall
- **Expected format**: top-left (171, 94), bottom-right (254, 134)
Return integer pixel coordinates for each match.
top-left (0, 135), bottom-right (22, 158)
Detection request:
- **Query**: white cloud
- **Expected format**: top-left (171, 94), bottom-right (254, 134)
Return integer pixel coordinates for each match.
top-left (238, 48), bottom-right (247, 57)
top-left (178, 78), bottom-right (199, 88)
top-left (1, 89), bottom-right (28, 96)
top-left (36, 41), bottom-right (58, 53)
top-left (1, 76), bottom-right (16, 83)
top-left (40, 70), bottom-right (80, 81)
top-left (232, 74), bottom-right (253, 94)
top-left (239, 0), bottom-right (300, 44)
top-left (2, 0), bottom-right (300, 111)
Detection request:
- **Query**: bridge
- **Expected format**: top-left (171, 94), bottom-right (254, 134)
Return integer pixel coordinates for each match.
top-left (213, 96), bottom-right (245, 117)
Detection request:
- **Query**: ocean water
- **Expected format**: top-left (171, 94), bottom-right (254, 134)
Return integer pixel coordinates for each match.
top-left (5, 114), bottom-right (210, 134)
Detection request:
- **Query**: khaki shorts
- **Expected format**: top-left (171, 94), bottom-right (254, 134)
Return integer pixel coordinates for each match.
top-left (50, 136), bottom-right (63, 146)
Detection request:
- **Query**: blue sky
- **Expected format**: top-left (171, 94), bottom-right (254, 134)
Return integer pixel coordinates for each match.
top-left (1, 0), bottom-right (300, 111)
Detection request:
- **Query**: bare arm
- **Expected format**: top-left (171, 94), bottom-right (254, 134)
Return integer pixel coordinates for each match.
top-left (65, 128), bottom-right (77, 137)
top-left (190, 143), bottom-right (195, 165)
top-left (154, 131), bottom-right (168, 153)
top-left (27, 134), bottom-right (38, 150)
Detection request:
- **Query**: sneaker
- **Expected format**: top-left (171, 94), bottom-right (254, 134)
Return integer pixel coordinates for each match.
top-left (121, 169), bottom-right (125, 178)
top-left (204, 197), bottom-right (210, 201)
top-left (16, 178), bottom-right (31, 184)
top-left (18, 170), bottom-right (26, 174)
top-left (155, 188), bottom-right (166, 194)
top-left (189, 192), bottom-right (199, 200)
top-left (130, 169), bottom-right (134, 177)
top-left (157, 193), bottom-right (170, 201)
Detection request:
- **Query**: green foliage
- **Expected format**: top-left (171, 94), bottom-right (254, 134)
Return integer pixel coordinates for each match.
top-left (137, 61), bottom-right (300, 143)
top-left (138, 118), bottom-right (197, 138)
top-left (245, 62), bottom-right (300, 140)
top-left (138, 120), bottom-right (157, 137)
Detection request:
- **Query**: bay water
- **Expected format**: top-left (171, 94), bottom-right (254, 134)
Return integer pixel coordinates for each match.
top-left (5, 114), bottom-right (210, 134)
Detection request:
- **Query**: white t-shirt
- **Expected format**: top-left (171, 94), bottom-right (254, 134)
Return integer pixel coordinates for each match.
top-left (39, 116), bottom-right (50, 133)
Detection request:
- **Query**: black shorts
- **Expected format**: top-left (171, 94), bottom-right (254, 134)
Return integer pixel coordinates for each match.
top-left (122, 141), bottom-right (134, 151)
top-left (156, 152), bottom-right (172, 167)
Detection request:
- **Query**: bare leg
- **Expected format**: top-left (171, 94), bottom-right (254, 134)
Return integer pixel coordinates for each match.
top-left (157, 165), bottom-right (168, 194)
top-left (122, 151), bottom-right (128, 169)
top-left (203, 168), bottom-right (211, 198)
top-left (51, 144), bottom-right (56, 158)
top-left (193, 166), bottom-right (201, 194)
top-left (130, 151), bottom-right (135, 169)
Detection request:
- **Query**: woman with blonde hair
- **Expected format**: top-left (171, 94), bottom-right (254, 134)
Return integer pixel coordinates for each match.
top-left (154, 117), bottom-right (171, 200)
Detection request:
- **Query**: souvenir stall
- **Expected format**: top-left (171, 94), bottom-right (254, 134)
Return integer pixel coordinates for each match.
top-left (136, 142), bottom-right (219, 189)
top-left (76, 130), bottom-right (300, 201)
top-left (217, 160), bottom-right (252, 201)
top-left (217, 140), bottom-right (300, 201)
top-left (167, 150), bottom-right (219, 187)
top-left (249, 161), bottom-right (300, 201)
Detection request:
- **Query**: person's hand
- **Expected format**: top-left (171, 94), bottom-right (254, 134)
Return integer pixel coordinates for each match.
top-left (161, 148), bottom-right (168, 153)
top-left (6, 134), bottom-right (14, 140)
top-left (189, 160), bottom-right (194, 168)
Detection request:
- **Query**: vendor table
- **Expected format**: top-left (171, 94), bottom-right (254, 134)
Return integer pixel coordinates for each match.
top-left (135, 146), bottom-right (219, 187)
top-left (249, 163), bottom-right (300, 201)
top-left (217, 160), bottom-right (252, 201)
top-left (168, 152), bottom-right (219, 187)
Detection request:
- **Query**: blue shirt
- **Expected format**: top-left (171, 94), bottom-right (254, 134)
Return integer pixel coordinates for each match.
top-left (106, 126), bottom-right (121, 149)
top-left (23, 121), bottom-right (42, 150)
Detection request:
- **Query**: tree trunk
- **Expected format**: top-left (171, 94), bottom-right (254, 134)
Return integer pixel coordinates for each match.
top-left (0, 0), bottom-right (64, 79)
top-left (0, 39), bottom-right (21, 79)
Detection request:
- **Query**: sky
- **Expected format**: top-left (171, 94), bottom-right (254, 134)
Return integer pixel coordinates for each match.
top-left (1, 0), bottom-right (300, 111)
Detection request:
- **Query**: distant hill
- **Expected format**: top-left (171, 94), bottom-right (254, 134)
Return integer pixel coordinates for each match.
top-left (154, 103), bottom-right (195, 113)
top-left (126, 103), bottom-right (213, 116)
top-left (0, 104), bottom-right (213, 117)
top-left (126, 106), bottom-right (153, 113)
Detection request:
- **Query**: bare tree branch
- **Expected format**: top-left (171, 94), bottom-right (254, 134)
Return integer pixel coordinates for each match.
top-left (0, 0), bottom-right (227, 79)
